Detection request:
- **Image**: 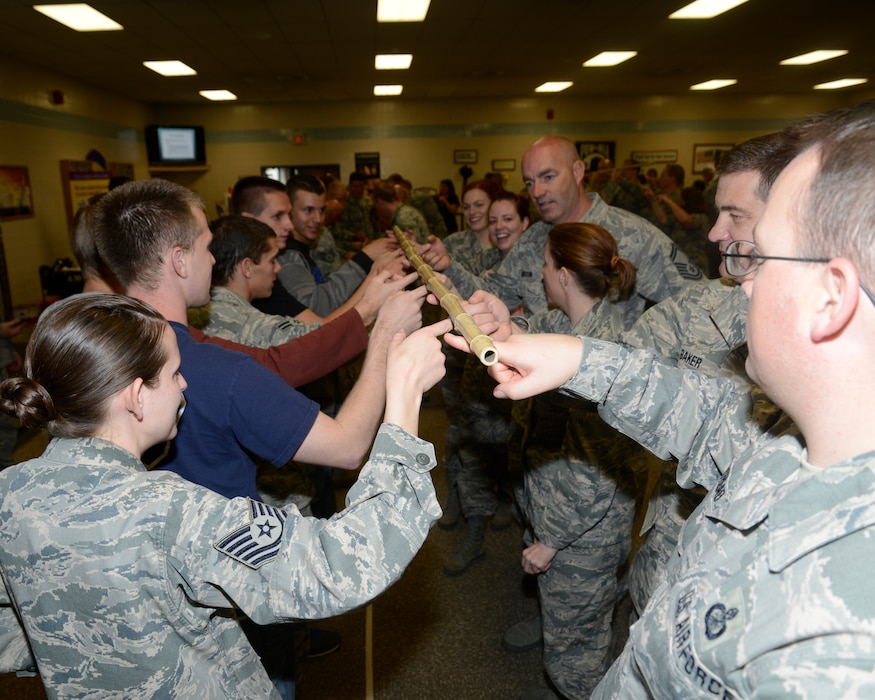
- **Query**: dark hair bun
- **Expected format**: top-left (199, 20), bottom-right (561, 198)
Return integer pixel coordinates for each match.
top-left (0, 377), bottom-right (56, 429)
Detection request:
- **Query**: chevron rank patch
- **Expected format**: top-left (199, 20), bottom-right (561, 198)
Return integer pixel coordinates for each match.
top-left (215, 498), bottom-right (287, 569)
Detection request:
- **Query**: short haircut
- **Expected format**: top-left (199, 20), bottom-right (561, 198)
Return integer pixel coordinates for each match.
top-left (717, 132), bottom-right (795, 201)
top-left (349, 172), bottom-right (368, 185)
top-left (0, 293), bottom-right (168, 438)
top-left (787, 100), bottom-right (875, 288)
top-left (665, 164), bottom-right (685, 187)
top-left (286, 174), bottom-right (325, 203)
top-left (92, 178), bottom-right (204, 291)
top-left (231, 176), bottom-right (286, 216)
top-left (371, 180), bottom-right (398, 203)
top-left (209, 215), bottom-right (276, 286)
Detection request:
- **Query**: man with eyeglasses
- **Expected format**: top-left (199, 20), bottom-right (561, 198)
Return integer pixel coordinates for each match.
top-left (448, 100), bottom-right (875, 698)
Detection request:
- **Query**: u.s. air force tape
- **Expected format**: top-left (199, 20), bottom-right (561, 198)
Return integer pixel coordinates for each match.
top-left (215, 498), bottom-right (287, 569)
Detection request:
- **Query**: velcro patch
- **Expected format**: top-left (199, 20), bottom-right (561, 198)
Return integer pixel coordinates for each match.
top-left (214, 498), bottom-right (287, 569)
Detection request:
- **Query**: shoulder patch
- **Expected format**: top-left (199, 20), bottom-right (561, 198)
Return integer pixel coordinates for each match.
top-left (214, 498), bottom-right (287, 569)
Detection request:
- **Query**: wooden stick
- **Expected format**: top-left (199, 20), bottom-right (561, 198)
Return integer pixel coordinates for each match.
top-left (393, 227), bottom-right (498, 366)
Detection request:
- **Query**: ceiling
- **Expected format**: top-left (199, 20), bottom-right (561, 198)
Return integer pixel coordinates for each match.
top-left (1, 0), bottom-right (873, 105)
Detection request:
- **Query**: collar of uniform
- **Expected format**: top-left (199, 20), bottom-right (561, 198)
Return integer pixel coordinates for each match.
top-left (767, 452), bottom-right (875, 572)
top-left (704, 437), bottom-right (875, 572)
top-left (42, 436), bottom-right (145, 471)
top-left (210, 285), bottom-right (247, 307)
top-left (708, 282), bottom-right (748, 353)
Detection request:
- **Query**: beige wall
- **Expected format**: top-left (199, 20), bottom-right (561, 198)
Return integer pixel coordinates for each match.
top-left (1, 52), bottom-right (872, 307)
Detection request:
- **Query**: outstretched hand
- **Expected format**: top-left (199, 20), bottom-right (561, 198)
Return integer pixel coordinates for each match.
top-left (444, 331), bottom-right (583, 400)
top-left (385, 318), bottom-right (453, 432)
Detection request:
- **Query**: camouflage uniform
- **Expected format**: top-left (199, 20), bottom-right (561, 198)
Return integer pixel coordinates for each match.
top-left (515, 303), bottom-right (646, 699)
top-left (662, 211), bottom-right (712, 277)
top-left (391, 204), bottom-right (431, 244)
top-left (600, 178), bottom-right (656, 224)
top-left (618, 279), bottom-right (751, 614)
top-left (335, 194), bottom-right (375, 255)
top-left (0, 426), bottom-right (440, 695)
top-left (440, 231), bottom-right (503, 515)
top-left (277, 240), bottom-right (368, 317)
top-left (201, 286), bottom-right (319, 347)
top-left (409, 192), bottom-right (448, 240)
top-left (310, 227), bottom-right (344, 276)
top-left (441, 193), bottom-right (703, 327)
top-left (593, 431), bottom-right (875, 699)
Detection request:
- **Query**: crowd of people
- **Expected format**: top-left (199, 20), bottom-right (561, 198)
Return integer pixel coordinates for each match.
top-left (2, 99), bottom-right (875, 700)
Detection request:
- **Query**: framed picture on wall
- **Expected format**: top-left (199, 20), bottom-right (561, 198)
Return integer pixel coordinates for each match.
top-left (491, 159), bottom-right (516, 171)
top-left (692, 143), bottom-right (734, 174)
top-left (0, 166), bottom-right (34, 220)
top-left (629, 150), bottom-right (678, 166)
top-left (355, 152), bottom-right (381, 178)
top-left (575, 141), bottom-right (615, 171)
top-left (454, 149), bottom-right (478, 164)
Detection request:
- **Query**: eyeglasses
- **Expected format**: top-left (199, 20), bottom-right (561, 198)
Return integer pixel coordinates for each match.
top-left (723, 239), bottom-right (875, 306)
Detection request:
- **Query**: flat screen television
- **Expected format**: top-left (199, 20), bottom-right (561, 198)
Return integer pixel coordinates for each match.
top-left (145, 125), bottom-right (207, 166)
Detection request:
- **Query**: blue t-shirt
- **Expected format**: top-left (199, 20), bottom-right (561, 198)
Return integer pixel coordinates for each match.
top-left (156, 322), bottom-right (319, 500)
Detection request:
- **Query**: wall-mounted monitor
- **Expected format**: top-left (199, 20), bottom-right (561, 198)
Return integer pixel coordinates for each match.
top-left (145, 125), bottom-right (206, 166)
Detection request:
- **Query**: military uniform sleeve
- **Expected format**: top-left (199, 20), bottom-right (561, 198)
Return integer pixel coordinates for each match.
top-left (165, 423), bottom-right (440, 621)
top-left (190, 308), bottom-right (368, 388)
top-left (563, 337), bottom-right (754, 490)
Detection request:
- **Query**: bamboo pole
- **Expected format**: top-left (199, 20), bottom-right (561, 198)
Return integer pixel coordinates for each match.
top-left (393, 227), bottom-right (498, 366)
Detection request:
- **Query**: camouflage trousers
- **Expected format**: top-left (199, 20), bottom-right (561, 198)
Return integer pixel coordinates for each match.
top-left (456, 372), bottom-right (512, 518)
top-left (540, 536), bottom-right (632, 700)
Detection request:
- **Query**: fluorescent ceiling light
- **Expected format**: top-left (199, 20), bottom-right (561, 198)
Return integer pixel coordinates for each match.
top-left (33, 3), bottom-right (122, 31)
top-left (535, 81), bottom-right (573, 93)
top-left (814, 78), bottom-right (867, 90)
top-left (375, 54), bottom-right (413, 70)
top-left (377, 0), bottom-right (430, 22)
top-left (690, 79), bottom-right (737, 90)
top-left (374, 84), bottom-right (403, 96)
top-left (670, 0), bottom-right (748, 19)
top-left (199, 89), bottom-right (237, 101)
top-left (144, 60), bottom-right (196, 77)
top-left (780, 50), bottom-right (848, 66)
top-left (583, 51), bottom-right (637, 67)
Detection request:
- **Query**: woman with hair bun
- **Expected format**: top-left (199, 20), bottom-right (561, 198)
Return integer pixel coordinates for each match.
top-left (496, 223), bottom-right (647, 699)
top-left (0, 293), bottom-right (447, 698)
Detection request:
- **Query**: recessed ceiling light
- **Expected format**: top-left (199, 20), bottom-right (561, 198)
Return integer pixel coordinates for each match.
top-left (377, 0), bottom-right (430, 22)
top-left (535, 81), bottom-right (573, 93)
top-left (144, 61), bottom-right (196, 77)
top-left (33, 3), bottom-right (122, 31)
top-left (690, 79), bottom-right (737, 90)
top-left (583, 51), bottom-right (637, 67)
top-left (374, 85), bottom-right (403, 96)
top-left (670, 0), bottom-right (749, 19)
top-left (199, 90), bottom-right (237, 101)
top-left (375, 54), bottom-right (413, 70)
top-left (814, 78), bottom-right (867, 90)
top-left (780, 50), bottom-right (848, 66)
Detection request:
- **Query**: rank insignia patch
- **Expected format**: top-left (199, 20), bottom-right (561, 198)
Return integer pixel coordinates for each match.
top-left (215, 498), bottom-right (287, 569)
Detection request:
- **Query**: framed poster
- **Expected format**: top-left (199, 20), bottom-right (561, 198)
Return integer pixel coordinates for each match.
top-left (355, 152), bottom-right (381, 178)
top-left (0, 166), bottom-right (34, 220)
top-left (692, 143), bottom-right (734, 174)
top-left (491, 159), bottom-right (516, 171)
top-left (454, 149), bottom-right (478, 164)
top-left (630, 150), bottom-right (678, 166)
top-left (575, 141), bottom-right (615, 170)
